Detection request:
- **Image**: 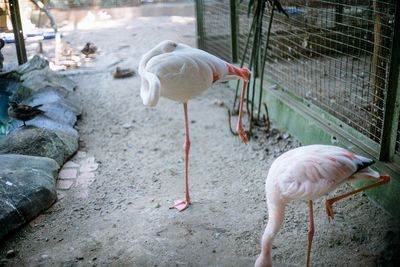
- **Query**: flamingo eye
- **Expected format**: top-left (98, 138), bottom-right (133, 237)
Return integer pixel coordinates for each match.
top-left (163, 42), bottom-right (177, 53)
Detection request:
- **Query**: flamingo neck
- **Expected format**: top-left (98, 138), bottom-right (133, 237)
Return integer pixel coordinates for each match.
top-left (226, 63), bottom-right (250, 81)
top-left (255, 204), bottom-right (285, 267)
top-left (139, 46), bottom-right (162, 75)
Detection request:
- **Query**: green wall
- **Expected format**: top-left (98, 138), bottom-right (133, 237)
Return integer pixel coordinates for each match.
top-left (230, 80), bottom-right (400, 220)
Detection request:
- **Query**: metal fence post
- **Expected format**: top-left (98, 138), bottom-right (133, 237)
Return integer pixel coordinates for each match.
top-left (230, 0), bottom-right (238, 63)
top-left (195, 0), bottom-right (205, 49)
top-left (379, 1), bottom-right (400, 161)
top-left (9, 0), bottom-right (27, 65)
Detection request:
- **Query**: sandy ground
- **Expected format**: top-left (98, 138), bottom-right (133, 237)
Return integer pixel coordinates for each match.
top-left (0, 3), bottom-right (399, 267)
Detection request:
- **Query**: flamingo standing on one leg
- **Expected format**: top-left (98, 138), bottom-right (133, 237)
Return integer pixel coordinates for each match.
top-left (255, 144), bottom-right (390, 267)
top-left (139, 40), bottom-right (250, 211)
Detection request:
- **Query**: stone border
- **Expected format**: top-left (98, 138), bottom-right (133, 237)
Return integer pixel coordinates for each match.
top-left (0, 56), bottom-right (81, 240)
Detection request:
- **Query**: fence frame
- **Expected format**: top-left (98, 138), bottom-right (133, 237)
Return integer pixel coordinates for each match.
top-left (380, 0), bottom-right (400, 163)
top-left (196, 0), bottom-right (400, 218)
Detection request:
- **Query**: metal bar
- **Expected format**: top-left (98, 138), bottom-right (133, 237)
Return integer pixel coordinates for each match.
top-left (233, 3), bottom-right (257, 111)
top-left (258, 2), bottom-right (276, 121)
top-left (230, 0), bottom-right (238, 63)
top-left (195, 0), bottom-right (205, 49)
top-left (379, 1), bottom-right (400, 161)
top-left (9, 0), bottom-right (27, 64)
top-left (31, 0), bottom-right (58, 33)
top-left (371, 0), bottom-right (386, 143)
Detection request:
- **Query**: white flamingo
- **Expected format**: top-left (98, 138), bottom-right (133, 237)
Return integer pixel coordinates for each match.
top-left (139, 40), bottom-right (250, 211)
top-left (255, 144), bottom-right (390, 267)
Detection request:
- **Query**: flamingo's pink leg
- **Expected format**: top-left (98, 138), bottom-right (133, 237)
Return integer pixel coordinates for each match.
top-left (226, 64), bottom-right (250, 144)
top-left (306, 200), bottom-right (314, 267)
top-left (325, 175), bottom-right (390, 221)
top-left (170, 103), bottom-right (191, 212)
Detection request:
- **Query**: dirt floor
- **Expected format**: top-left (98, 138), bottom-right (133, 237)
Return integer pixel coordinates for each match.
top-left (0, 3), bottom-right (399, 267)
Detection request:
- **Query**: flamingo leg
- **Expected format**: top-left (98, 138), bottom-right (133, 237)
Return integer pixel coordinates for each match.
top-left (325, 175), bottom-right (390, 221)
top-left (237, 78), bottom-right (249, 144)
top-left (306, 200), bottom-right (314, 267)
top-left (226, 64), bottom-right (249, 144)
top-left (170, 102), bottom-right (191, 212)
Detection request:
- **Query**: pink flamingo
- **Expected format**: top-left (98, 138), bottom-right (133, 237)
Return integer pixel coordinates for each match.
top-left (139, 40), bottom-right (250, 211)
top-left (255, 144), bottom-right (390, 267)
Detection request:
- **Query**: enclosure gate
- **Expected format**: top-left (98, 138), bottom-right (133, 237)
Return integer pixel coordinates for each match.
top-left (196, 0), bottom-right (400, 167)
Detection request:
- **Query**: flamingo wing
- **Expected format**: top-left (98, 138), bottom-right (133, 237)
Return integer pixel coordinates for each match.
top-left (267, 145), bottom-right (379, 201)
top-left (139, 41), bottom-right (238, 105)
top-left (144, 50), bottom-right (221, 103)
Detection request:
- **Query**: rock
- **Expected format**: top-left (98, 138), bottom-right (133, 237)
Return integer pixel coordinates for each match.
top-left (22, 83), bottom-right (81, 116)
top-left (0, 259), bottom-right (9, 266)
top-left (122, 123), bottom-right (133, 129)
top-left (31, 86), bottom-right (82, 117)
top-left (282, 133), bottom-right (290, 140)
top-left (7, 90), bottom-right (80, 137)
top-left (6, 56), bottom-right (81, 115)
top-left (15, 55), bottom-right (49, 76)
top-left (21, 67), bottom-right (77, 93)
top-left (11, 85), bottom-right (34, 104)
top-left (0, 128), bottom-right (78, 165)
top-left (213, 99), bottom-right (224, 106)
top-left (0, 154), bottom-right (59, 241)
top-left (6, 249), bottom-right (16, 258)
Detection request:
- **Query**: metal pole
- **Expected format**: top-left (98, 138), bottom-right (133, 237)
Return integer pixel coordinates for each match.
top-left (230, 0), bottom-right (238, 63)
top-left (8, 0), bottom-right (27, 64)
top-left (195, 0), bottom-right (205, 49)
top-left (379, 1), bottom-right (400, 161)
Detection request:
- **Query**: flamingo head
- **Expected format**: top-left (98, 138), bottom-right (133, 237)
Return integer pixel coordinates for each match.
top-left (156, 40), bottom-right (178, 53)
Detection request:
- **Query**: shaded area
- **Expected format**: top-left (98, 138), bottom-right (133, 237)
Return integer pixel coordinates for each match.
top-left (0, 154), bottom-right (59, 240)
top-left (0, 3), bottom-right (398, 267)
top-left (0, 56), bottom-right (81, 239)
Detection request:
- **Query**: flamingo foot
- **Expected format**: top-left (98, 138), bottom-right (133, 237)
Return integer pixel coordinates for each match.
top-left (237, 126), bottom-right (248, 144)
top-left (169, 199), bottom-right (190, 212)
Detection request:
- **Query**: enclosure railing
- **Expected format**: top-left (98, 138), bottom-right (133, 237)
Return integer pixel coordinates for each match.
top-left (196, 0), bottom-right (400, 168)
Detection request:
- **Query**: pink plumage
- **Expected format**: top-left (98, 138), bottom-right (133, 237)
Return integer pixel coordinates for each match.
top-left (255, 145), bottom-right (389, 267)
top-left (267, 145), bottom-right (378, 202)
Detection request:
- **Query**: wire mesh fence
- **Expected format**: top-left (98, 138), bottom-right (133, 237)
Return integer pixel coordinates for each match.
top-left (197, 0), bottom-right (232, 62)
top-left (198, 0), bottom-right (399, 158)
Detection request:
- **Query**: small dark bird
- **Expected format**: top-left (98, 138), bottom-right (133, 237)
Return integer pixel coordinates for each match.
top-left (8, 101), bottom-right (45, 126)
top-left (113, 67), bottom-right (135, 79)
top-left (81, 42), bottom-right (97, 57)
top-left (0, 38), bottom-right (5, 71)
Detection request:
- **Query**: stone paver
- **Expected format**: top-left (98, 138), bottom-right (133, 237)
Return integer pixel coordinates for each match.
top-left (79, 163), bottom-right (99, 173)
top-left (56, 151), bottom-right (98, 193)
top-left (56, 179), bottom-right (74, 190)
top-left (58, 168), bottom-right (78, 179)
top-left (62, 161), bottom-right (80, 168)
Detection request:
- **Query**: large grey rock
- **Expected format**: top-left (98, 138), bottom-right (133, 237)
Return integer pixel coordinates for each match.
top-left (21, 67), bottom-right (77, 93)
top-left (0, 128), bottom-right (78, 165)
top-left (0, 56), bottom-right (81, 241)
top-left (21, 71), bottom-right (81, 115)
top-left (7, 88), bottom-right (81, 136)
top-left (13, 56), bottom-right (82, 115)
top-left (30, 86), bottom-right (81, 118)
top-left (0, 154), bottom-right (59, 240)
top-left (14, 55), bottom-right (49, 76)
